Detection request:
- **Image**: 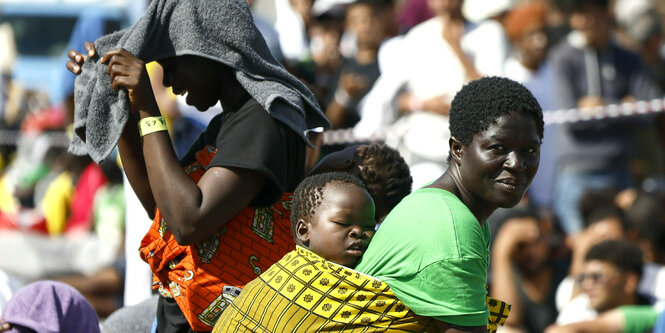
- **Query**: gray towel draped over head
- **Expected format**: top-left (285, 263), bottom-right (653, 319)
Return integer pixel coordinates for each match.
top-left (70, 0), bottom-right (329, 163)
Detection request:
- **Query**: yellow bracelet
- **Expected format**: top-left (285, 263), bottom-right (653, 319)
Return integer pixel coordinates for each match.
top-left (138, 116), bottom-right (168, 137)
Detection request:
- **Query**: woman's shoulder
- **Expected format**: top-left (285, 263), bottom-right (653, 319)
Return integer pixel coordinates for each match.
top-left (388, 188), bottom-right (473, 225)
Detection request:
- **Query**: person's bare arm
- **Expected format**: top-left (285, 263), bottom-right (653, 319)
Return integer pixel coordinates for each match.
top-left (490, 219), bottom-right (541, 328)
top-left (66, 43), bottom-right (156, 216)
top-left (325, 72), bottom-right (367, 128)
top-left (67, 45), bottom-right (265, 245)
top-left (442, 19), bottom-right (481, 82)
top-left (102, 48), bottom-right (265, 245)
top-left (397, 92), bottom-right (450, 115)
top-left (544, 309), bottom-right (624, 333)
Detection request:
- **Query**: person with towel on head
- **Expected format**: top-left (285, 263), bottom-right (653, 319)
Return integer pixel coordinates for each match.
top-left (65, 0), bottom-right (329, 331)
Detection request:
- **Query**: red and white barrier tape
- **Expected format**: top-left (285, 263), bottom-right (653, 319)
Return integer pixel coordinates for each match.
top-left (0, 98), bottom-right (663, 147)
top-left (322, 97), bottom-right (665, 145)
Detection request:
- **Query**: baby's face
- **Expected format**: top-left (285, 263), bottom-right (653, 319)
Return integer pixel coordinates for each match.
top-left (306, 182), bottom-right (375, 268)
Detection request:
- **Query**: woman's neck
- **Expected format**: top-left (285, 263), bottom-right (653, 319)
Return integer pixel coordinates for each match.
top-left (428, 168), bottom-right (496, 224)
top-left (220, 85), bottom-right (251, 111)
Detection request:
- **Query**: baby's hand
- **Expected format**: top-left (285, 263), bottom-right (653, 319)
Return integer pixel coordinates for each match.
top-left (65, 41), bottom-right (97, 75)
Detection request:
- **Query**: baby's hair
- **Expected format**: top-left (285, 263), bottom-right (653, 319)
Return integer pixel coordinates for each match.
top-left (354, 144), bottom-right (412, 219)
top-left (291, 172), bottom-right (367, 237)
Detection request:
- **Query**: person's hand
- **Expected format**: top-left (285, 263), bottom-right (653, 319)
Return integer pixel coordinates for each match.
top-left (578, 96), bottom-right (604, 116)
top-left (397, 93), bottom-right (450, 115)
top-left (544, 325), bottom-right (574, 333)
top-left (338, 72), bottom-right (368, 99)
top-left (493, 218), bottom-right (540, 260)
top-left (0, 320), bottom-right (10, 332)
top-left (615, 188), bottom-right (637, 210)
top-left (100, 48), bottom-right (157, 113)
top-left (65, 41), bottom-right (97, 75)
top-left (421, 94), bottom-right (451, 115)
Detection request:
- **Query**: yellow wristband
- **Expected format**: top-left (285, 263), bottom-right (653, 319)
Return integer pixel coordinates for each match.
top-left (138, 116), bottom-right (168, 137)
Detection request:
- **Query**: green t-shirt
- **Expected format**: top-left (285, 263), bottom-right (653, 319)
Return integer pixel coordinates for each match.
top-left (355, 188), bottom-right (491, 327)
top-left (620, 305), bottom-right (659, 333)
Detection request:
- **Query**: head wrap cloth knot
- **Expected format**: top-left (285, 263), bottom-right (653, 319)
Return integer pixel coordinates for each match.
top-left (70, 0), bottom-right (328, 163)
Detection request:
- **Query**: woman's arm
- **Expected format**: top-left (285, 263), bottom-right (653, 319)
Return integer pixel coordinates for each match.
top-left (102, 48), bottom-right (266, 245)
top-left (67, 43), bottom-right (156, 217)
top-left (544, 309), bottom-right (624, 333)
top-left (68, 46), bottom-right (266, 245)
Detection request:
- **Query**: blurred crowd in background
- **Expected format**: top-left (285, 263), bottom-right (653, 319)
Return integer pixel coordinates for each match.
top-left (0, 0), bottom-right (665, 332)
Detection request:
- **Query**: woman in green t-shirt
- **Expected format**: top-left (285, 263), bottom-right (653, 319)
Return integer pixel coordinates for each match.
top-left (355, 76), bottom-right (544, 332)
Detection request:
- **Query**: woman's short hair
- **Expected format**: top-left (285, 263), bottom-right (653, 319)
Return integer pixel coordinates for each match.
top-left (449, 76), bottom-right (544, 146)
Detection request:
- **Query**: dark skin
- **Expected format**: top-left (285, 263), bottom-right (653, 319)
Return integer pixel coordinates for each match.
top-left (66, 43), bottom-right (264, 245)
top-left (426, 112), bottom-right (541, 332)
top-left (325, 3), bottom-right (381, 128)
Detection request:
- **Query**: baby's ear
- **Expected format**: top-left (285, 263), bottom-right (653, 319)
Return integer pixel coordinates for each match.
top-left (295, 219), bottom-right (310, 245)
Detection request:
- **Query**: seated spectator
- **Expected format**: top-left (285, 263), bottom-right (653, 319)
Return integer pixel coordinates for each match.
top-left (0, 280), bottom-right (100, 333)
top-left (621, 189), bottom-right (665, 309)
top-left (357, 0), bottom-right (510, 188)
top-left (490, 207), bottom-right (568, 333)
top-left (555, 202), bottom-right (628, 318)
top-left (550, 0), bottom-right (662, 236)
top-left (545, 305), bottom-right (660, 333)
top-left (325, 0), bottom-right (384, 130)
top-left (556, 240), bottom-right (648, 325)
top-left (295, 8), bottom-right (345, 105)
top-left (502, 1), bottom-right (558, 212)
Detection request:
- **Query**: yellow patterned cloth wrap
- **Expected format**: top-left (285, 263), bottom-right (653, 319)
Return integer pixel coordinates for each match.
top-left (486, 293), bottom-right (511, 333)
top-left (213, 246), bottom-right (438, 332)
top-left (214, 246), bottom-right (511, 332)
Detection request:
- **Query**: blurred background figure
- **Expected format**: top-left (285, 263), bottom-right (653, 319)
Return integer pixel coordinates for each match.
top-left (550, 0), bottom-right (662, 236)
top-left (275, 0), bottom-right (316, 65)
top-left (618, 189), bottom-right (665, 309)
top-left (247, 0), bottom-right (285, 63)
top-left (548, 240), bottom-right (650, 331)
top-left (324, 0), bottom-right (384, 130)
top-left (0, 280), bottom-right (100, 333)
top-left (355, 0), bottom-right (513, 189)
top-left (555, 192), bottom-right (628, 321)
top-left (489, 207), bottom-right (568, 333)
top-left (0, 23), bottom-right (16, 132)
top-left (502, 1), bottom-right (557, 215)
